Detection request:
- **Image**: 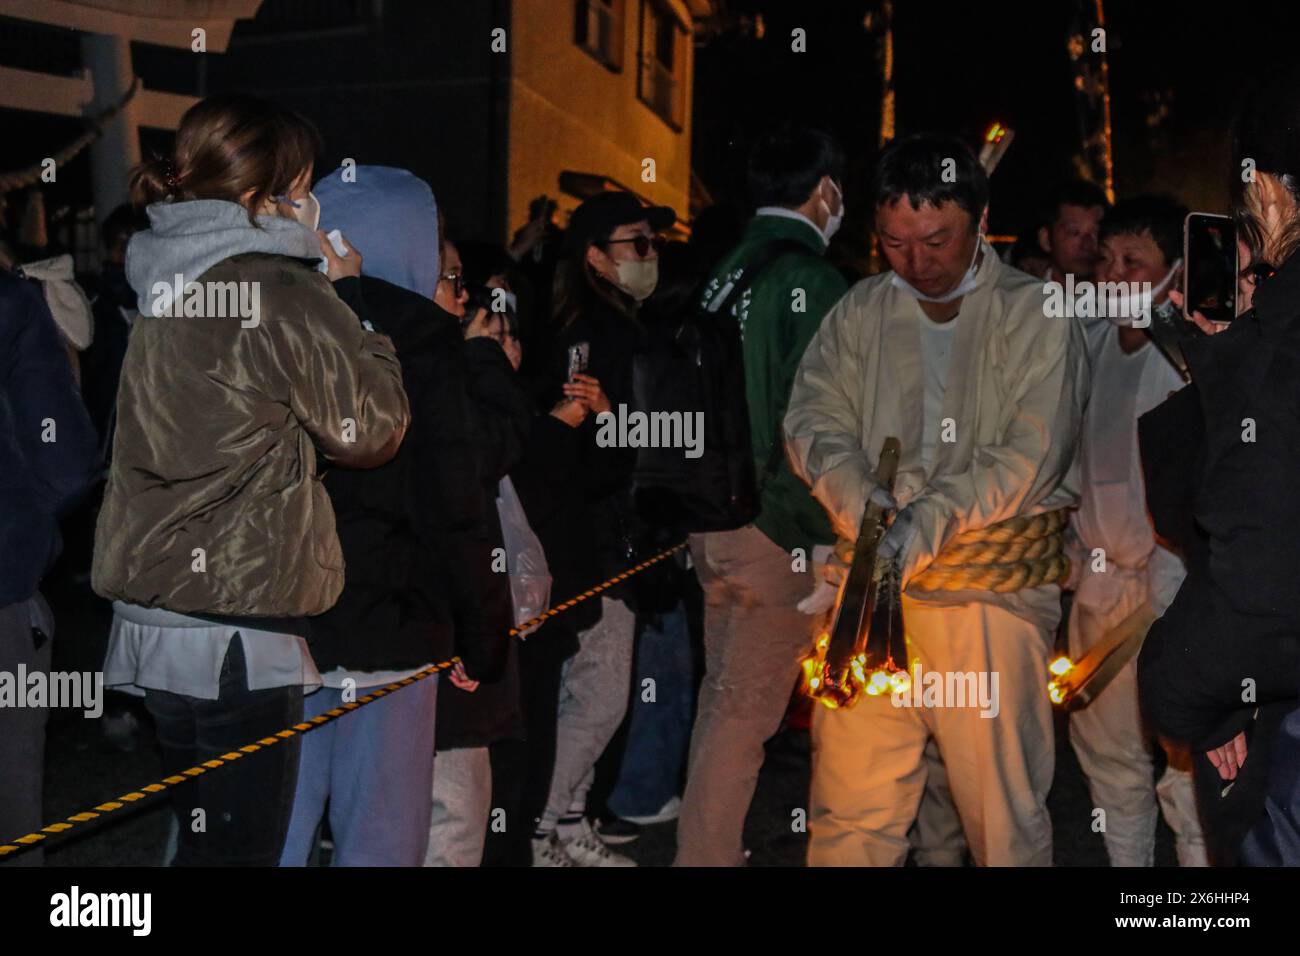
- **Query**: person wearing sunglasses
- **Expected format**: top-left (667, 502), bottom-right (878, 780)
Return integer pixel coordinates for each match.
top-left (512, 190), bottom-right (675, 867)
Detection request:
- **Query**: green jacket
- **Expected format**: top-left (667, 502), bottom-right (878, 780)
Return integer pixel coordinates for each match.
top-left (700, 211), bottom-right (848, 554)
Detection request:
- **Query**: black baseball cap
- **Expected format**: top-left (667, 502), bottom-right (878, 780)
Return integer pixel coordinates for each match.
top-left (563, 191), bottom-right (676, 253)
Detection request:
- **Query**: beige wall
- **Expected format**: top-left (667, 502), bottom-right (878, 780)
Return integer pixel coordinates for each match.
top-left (507, 0), bottom-right (694, 237)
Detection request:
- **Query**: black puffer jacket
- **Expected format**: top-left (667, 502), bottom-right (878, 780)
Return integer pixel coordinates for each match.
top-left (308, 277), bottom-right (511, 681)
top-left (435, 335), bottom-right (535, 750)
top-left (514, 296), bottom-right (642, 633)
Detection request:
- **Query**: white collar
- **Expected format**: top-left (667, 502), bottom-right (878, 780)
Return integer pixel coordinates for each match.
top-left (754, 207), bottom-right (826, 247)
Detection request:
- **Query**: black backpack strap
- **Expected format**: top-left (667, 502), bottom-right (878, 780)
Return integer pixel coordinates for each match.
top-left (703, 237), bottom-right (816, 495)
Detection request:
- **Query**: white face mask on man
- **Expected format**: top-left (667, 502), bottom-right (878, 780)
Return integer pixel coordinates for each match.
top-left (1105, 258), bottom-right (1182, 327)
top-left (819, 179), bottom-right (844, 244)
top-left (890, 229), bottom-right (985, 304)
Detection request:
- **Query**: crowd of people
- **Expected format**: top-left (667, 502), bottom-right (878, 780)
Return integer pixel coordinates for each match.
top-left (2, 78), bottom-right (1299, 869)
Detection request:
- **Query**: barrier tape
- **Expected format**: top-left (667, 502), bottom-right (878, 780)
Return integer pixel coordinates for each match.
top-left (0, 540), bottom-right (689, 860)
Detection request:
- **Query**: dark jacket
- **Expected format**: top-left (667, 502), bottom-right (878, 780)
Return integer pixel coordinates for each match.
top-left (308, 276), bottom-right (512, 681)
top-left (80, 262), bottom-right (135, 456)
top-left (434, 335), bottom-right (536, 749)
top-left (1138, 255), bottom-right (1300, 862)
top-left (92, 251), bottom-right (409, 619)
top-left (0, 270), bottom-right (101, 605)
top-left (699, 212), bottom-right (845, 553)
top-left (514, 295), bottom-right (641, 633)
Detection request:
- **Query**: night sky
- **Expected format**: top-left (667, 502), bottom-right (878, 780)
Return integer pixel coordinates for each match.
top-left (7, 0), bottom-right (1300, 254)
top-left (693, 0), bottom-right (1300, 255)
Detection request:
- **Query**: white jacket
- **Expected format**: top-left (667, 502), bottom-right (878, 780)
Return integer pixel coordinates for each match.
top-left (784, 241), bottom-right (1089, 629)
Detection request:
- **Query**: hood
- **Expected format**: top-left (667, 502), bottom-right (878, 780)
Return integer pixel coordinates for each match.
top-left (126, 199), bottom-right (322, 318)
top-left (19, 253), bottom-right (94, 349)
top-left (314, 165), bottom-right (440, 299)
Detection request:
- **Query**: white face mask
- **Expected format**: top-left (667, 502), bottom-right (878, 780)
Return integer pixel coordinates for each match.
top-left (614, 257), bottom-right (659, 302)
top-left (1105, 258), bottom-right (1182, 327)
top-left (276, 191), bottom-right (321, 231)
top-left (891, 230), bottom-right (984, 303)
top-left (820, 179), bottom-right (844, 243)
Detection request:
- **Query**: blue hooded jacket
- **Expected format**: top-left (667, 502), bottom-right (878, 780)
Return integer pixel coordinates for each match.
top-left (0, 271), bottom-right (102, 605)
top-left (314, 165), bottom-right (440, 299)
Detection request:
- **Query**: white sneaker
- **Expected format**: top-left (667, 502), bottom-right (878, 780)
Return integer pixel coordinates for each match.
top-left (620, 796), bottom-right (682, 826)
top-left (531, 833), bottom-right (575, 867)
top-left (560, 819), bottom-right (637, 867)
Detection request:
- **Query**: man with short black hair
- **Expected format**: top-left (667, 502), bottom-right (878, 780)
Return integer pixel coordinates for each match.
top-left (673, 126), bottom-right (848, 866)
top-left (1037, 179), bottom-right (1109, 283)
top-left (786, 133), bottom-right (1088, 866)
top-left (1066, 194), bottom-right (1207, 867)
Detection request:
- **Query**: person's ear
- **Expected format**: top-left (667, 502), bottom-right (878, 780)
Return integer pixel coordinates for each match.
top-left (977, 205), bottom-right (989, 237)
top-left (586, 242), bottom-right (612, 278)
top-left (1037, 225), bottom-right (1052, 254)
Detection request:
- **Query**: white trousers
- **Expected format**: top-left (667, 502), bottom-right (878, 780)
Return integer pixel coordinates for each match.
top-left (809, 596), bottom-right (1056, 866)
top-left (1068, 587), bottom-right (1208, 867)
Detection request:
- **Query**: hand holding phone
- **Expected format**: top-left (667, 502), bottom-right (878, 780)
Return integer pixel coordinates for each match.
top-left (1183, 213), bottom-right (1237, 324)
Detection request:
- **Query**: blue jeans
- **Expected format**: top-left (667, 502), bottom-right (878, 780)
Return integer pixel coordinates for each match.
top-left (279, 676), bottom-right (438, 866)
top-left (606, 602), bottom-right (694, 818)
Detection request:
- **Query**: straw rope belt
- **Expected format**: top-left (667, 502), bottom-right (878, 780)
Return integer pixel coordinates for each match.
top-left (909, 508), bottom-right (1072, 593)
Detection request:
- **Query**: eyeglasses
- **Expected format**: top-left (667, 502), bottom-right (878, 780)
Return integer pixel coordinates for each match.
top-left (439, 270), bottom-right (465, 296)
top-left (603, 234), bottom-right (667, 258)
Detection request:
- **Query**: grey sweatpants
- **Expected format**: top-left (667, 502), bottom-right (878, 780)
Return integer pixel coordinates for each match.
top-left (674, 526), bottom-right (813, 866)
top-left (0, 594), bottom-right (54, 867)
top-left (539, 597), bottom-right (636, 830)
top-left (425, 746), bottom-right (492, 866)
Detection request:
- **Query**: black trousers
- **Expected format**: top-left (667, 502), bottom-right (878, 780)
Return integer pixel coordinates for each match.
top-left (144, 635), bottom-right (303, 866)
top-left (0, 595), bottom-right (53, 867)
top-left (483, 625), bottom-right (569, 866)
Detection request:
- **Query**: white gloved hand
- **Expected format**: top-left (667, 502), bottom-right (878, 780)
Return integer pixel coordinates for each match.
top-left (797, 579), bottom-right (839, 615)
top-left (877, 505), bottom-right (917, 562)
top-left (798, 543), bottom-right (839, 615)
top-left (869, 486), bottom-right (898, 511)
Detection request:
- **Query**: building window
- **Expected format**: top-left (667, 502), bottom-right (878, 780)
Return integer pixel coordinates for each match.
top-left (637, 0), bottom-right (687, 130)
top-left (575, 0), bottom-right (625, 72)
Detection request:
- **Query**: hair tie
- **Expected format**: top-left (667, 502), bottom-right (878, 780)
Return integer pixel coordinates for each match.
top-left (161, 158), bottom-right (179, 189)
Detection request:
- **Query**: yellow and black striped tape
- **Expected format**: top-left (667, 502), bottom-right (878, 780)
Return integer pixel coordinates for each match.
top-left (0, 540), bottom-right (688, 860)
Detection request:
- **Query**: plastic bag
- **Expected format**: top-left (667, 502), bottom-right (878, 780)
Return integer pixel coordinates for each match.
top-left (496, 476), bottom-right (552, 637)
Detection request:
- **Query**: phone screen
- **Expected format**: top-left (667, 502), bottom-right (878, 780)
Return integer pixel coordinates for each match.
top-left (566, 342), bottom-right (590, 382)
top-left (1184, 213), bottom-right (1237, 324)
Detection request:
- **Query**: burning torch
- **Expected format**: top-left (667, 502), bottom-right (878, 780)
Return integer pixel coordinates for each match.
top-left (1047, 601), bottom-right (1157, 709)
top-left (801, 437), bottom-right (906, 709)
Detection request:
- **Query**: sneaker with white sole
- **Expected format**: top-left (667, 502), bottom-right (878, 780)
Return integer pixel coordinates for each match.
top-left (560, 818), bottom-right (637, 867)
top-left (619, 796), bottom-right (682, 826)
top-left (531, 833), bottom-right (575, 867)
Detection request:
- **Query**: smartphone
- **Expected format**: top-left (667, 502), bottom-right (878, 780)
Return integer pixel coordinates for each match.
top-left (1183, 212), bottom-right (1237, 324)
top-left (566, 341), bottom-right (590, 383)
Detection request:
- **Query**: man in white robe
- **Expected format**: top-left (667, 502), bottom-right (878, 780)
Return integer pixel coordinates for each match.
top-left (1065, 196), bottom-right (1206, 867)
top-left (785, 134), bottom-right (1088, 866)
